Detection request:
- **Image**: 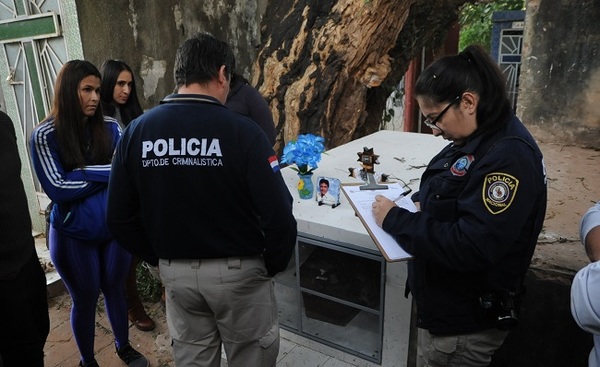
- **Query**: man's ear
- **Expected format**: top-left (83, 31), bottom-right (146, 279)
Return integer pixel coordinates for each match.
top-left (218, 65), bottom-right (228, 85)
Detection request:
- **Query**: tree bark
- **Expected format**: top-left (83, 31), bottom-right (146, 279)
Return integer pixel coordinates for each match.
top-left (253, 0), bottom-right (470, 151)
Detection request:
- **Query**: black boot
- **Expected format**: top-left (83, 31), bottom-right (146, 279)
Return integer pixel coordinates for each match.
top-left (115, 343), bottom-right (149, 367)
top-left (79, 359), bottom-right (100, 367)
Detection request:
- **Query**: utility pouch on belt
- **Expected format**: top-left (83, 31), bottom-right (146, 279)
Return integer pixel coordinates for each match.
top-left (479, 291), bottom-right (519, 331)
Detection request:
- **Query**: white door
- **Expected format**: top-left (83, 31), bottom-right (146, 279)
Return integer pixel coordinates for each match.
top-left (0, 0), bottom-right (83, 230)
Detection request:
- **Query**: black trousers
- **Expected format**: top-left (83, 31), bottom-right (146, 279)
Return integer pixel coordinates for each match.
top-left (0, 252), bottom-right (50, 367)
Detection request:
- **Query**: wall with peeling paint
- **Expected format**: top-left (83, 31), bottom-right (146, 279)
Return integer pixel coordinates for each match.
top-left (519, 0), bottom-right (600, 149)
top-left (74, 0), bottom-right (268, 110)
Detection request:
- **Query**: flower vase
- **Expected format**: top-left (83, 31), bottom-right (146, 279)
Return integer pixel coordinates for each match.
top-left (297, 173), bottom-right (314, 200)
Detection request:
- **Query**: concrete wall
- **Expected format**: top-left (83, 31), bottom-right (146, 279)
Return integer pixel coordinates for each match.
top-left (518, 0), bottom-right (600, 149)
top-left (74, 0), bottom-right (268, 110)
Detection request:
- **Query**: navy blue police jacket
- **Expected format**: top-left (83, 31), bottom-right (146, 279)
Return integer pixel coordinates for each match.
top-left (382, 115), bottom-right (547, 335)
top-left (107, 94), bottom-right (297, 276)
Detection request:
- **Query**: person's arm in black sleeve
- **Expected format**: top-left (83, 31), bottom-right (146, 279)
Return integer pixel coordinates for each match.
top-left (0, 112), bottom-right (35, 279)
top-left (381, 140), bottom-right (546, 272)
top-left (245, 134), bottom-right (297, 276)
top-left (106, 130), bottom-right (158, 265)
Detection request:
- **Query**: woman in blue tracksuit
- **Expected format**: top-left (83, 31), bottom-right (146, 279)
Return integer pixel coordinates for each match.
top-left (372, 45), bottom-right (547, 367)
top-left (30, 60), bottom-right (148, 367)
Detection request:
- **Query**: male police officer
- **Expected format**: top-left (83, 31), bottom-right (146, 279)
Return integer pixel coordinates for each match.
top-left (107, 33), bottom-right (297, 367)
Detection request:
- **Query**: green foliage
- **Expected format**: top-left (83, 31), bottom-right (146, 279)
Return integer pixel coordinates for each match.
top-left (382, 88), bottom-right (402, 128)
top-left (136, 262), bottom-right (163, 302)
top-left (459, 0), bottom-right (525, 52)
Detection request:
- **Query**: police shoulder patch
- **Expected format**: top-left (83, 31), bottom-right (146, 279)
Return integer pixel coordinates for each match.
top-left (482, 172), bottom-right (519, 214)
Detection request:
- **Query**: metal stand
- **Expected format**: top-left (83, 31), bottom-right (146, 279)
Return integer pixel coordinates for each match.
top-left (359, 172), bottom-right (388, 190)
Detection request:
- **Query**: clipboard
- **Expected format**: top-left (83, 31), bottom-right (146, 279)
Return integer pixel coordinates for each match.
top-left (341, 182), bottom-right (415, 262)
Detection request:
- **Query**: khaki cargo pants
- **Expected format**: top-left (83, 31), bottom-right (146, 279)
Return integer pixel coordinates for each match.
top-left (160, 256), bottom-right (279, 367)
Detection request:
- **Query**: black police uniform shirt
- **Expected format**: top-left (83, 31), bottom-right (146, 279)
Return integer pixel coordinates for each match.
top-left (107, 94), bottom-right (297, 276)
top-left (382, 115), bottom-right (547, 335)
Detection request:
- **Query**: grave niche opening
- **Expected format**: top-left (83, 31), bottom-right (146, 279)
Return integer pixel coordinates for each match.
top-left (299, 245), bottom-right (381, 326)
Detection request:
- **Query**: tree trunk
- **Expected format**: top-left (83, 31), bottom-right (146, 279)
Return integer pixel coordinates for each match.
top-left (253, 0), bottom-right (470, 151)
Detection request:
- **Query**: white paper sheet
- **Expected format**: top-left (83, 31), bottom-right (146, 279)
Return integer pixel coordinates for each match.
top-left (342, 183), bottom-right (416, 261)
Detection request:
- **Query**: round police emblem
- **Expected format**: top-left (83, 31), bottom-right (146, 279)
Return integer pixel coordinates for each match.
top-left (450, 155), bottom-right (474, 177)
top-left (488, 181), bottom-right (510, 203)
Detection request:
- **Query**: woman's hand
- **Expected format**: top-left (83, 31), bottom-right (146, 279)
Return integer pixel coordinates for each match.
top-left (372, 195), bottom-right (397, 227)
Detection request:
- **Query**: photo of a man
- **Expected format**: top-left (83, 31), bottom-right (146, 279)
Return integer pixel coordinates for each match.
top-left (316, 177), bottom-right (340, 207)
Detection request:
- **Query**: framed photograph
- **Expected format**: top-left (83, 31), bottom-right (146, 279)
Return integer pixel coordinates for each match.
top-left (315, 176), bottom-right (341, 208)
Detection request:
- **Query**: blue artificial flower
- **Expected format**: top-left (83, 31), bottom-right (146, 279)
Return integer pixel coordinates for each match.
top-left (281, 134), bottom-right (325, 174)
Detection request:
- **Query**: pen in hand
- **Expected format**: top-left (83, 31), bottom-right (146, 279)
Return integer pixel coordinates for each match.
top-left (392, 188), bottom-right (412, 202)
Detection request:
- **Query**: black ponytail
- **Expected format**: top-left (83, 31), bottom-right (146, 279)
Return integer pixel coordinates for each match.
top-left (415, 45), bottom-right (513, 135)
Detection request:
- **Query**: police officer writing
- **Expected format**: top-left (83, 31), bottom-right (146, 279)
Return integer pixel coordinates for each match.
top-left (372, 45), bottom-right (547, 367)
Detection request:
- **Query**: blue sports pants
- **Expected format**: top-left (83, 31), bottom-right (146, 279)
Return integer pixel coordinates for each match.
top-left (49, 226), bottom-right (132, 363)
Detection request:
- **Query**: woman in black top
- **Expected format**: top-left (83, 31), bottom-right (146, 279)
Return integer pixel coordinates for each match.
top-left (100, 60), bottom-right (156, 332)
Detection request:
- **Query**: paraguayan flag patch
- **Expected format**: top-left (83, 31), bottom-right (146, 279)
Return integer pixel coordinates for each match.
top-left (268, 155), bottom-right (280, 172)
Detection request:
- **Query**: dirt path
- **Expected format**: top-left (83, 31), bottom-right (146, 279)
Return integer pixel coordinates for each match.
top-left (533, 142), bottom-right (600, 274)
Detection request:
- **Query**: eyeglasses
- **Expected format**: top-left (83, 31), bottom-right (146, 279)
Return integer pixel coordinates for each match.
top-left (422, 96), bottom-right (461, 131)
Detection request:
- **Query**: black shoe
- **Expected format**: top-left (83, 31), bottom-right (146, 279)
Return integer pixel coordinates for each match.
top-left (115, 343), bottom-right (149, 367)
top-left (79, 359), bottom-right (100, 367)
